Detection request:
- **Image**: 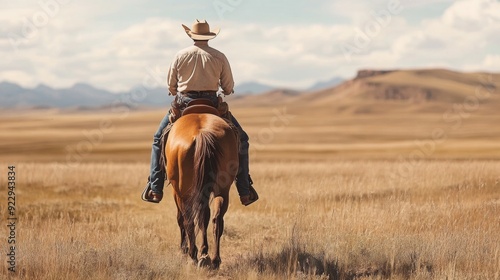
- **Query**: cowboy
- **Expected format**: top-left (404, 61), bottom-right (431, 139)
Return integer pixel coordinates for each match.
top-left (142, 20), bottom-right (258, 206)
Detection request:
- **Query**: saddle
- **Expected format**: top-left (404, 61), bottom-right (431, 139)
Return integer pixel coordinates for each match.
top-left (159, 97), bottom-right (237, 172)
top-left (181, 99), bottom-right (221, 117)
top-left (169, 96), bottom-right (230, 123)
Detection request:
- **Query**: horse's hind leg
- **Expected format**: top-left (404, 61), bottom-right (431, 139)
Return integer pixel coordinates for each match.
top-left (197, 204), bottom-right (212, 268)
top-left (184, 210), bottom-right (198, 263)
top-left (199, 204), bottom-right (211, 256)
top-left (211, 194), bottom-right (228, 269)
top-left (176, 205), bottom-right (188, 255)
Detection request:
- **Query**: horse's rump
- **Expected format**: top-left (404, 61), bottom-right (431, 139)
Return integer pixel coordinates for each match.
top-left (166, 113), bottom-right (239, 222)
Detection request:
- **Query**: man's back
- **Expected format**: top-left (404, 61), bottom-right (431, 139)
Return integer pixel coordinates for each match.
top-left (168, 41), bottom-right (234, 95)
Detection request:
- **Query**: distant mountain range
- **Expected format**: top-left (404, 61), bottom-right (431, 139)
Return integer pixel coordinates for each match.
top-left (234, 82), bottom-right (275, 94)
top-left (0, 82), bottom-right (173, 109)
top-left (3, 69), bottom-right (498, 112)
top-left (0, 77), bottom-right (344, 109)
top-left (307, 76), bottom-right (344, 91)
top-left (234, 77), bottom-right (344, 94)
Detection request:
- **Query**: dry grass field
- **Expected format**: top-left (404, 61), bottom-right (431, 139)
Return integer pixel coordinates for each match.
top-left (1, 69), bottom-right (500, 279)
top-left (0, 160), bottom-right (499, 279)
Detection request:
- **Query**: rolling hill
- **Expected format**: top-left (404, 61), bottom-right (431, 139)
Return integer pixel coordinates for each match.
top-left (237, 68), bottom-right (500, 115)
top-left (306, 69), bottom-right (498, 108)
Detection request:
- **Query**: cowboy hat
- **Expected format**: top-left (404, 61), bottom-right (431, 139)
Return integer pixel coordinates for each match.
top-left (181, 19), bottom-right (220, 40)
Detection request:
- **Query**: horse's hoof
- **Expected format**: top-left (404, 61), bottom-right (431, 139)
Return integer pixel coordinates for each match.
top-left (211, 259), bottom-right (221, 270)
top-left (181, 247), bottom-right (188, 255)
top-left (198, 255), bottom-right (212, 268)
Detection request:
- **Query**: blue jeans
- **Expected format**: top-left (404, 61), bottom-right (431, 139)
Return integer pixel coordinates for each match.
top-left (149, 111), bottom-right (170, 194)
top-left (149, 106), bottom-right (251, 196)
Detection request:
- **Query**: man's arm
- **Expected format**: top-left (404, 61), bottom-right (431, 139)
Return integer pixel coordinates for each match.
top-left (167, 57), bottom-right (178, 96)
top-left (220, 54), bottom-right (234, 95)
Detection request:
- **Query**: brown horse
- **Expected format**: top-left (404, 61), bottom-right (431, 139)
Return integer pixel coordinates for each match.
top-left (165, 112), bottom-right (239, 269)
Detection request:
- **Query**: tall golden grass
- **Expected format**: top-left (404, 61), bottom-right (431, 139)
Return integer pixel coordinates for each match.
top-left (1, 160), bottom-right (499, 279)
top-left (1, 86), bottom-right (499, 279)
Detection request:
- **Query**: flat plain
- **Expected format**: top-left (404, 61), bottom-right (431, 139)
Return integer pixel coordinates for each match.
top-left (1, 69), bottom-right (500, 279)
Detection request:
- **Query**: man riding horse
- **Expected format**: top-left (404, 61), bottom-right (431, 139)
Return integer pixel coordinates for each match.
top-left (142, 20), bottom-right (258, 206)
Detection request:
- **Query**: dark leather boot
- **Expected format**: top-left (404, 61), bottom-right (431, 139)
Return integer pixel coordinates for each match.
top-left (141, 180), bottom-right (163, 203)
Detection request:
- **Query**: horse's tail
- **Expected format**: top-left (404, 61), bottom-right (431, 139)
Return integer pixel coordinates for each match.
top-left (189, 129), bottom-right (222, 225)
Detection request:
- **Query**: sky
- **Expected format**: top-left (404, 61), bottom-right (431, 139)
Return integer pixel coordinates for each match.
top-left (1, 0), bottom-right (499, 92)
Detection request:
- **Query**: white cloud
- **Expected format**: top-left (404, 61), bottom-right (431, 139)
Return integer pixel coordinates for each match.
top-left (442, 0), bottom-right (500, 30)
top-left (0, 0), bottom-right (499, 92)
top-left (483, 55), bottom-right (500, 68)
top-left (464, 54), bottom-right (500, 72)
top-left (1, 15), bottom-right (187, 91)
top-left (388, 0), bottom-right (500, 69)
top-left (217, 22), bottom-right (357, 87)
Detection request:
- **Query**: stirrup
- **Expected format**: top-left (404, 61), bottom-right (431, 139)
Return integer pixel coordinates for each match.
top-left (248, 185), bottom-right (259, 202)
top-left (241, 182), bottom-right (258, 206)
top-left (141, 184), bottom-right (163, 203)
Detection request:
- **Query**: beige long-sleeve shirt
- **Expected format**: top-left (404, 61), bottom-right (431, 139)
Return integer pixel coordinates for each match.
top-left (167, 41), bottom-right (234, 95)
